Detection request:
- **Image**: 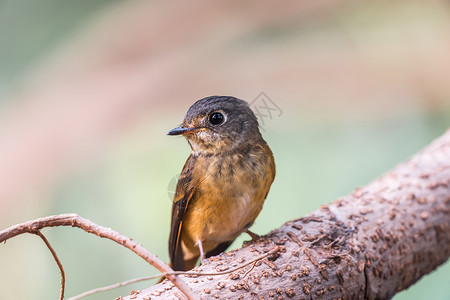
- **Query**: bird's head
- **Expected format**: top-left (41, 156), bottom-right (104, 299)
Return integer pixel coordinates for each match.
top-left (168, 96), bottom-right (262, 154)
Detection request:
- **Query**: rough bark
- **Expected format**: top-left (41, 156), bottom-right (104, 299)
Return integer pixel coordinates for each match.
top-left (126, 130), bottom-right (450, 299)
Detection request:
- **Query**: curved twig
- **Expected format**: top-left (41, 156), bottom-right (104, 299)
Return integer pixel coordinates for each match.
top-left (0, 214), bottom-right (198, 300)
top-left (35, 231), bottom-right (65, 300)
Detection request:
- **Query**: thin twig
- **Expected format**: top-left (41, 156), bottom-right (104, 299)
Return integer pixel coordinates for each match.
top-left (67, 276), bottom-right (152, 300)
top-left (242, 261), bottom-right (257, 278)
top-left (69, 246), bottom-right (281, 299)
top-left (35, 231), bottom-right (65, 300)
top-left (0, 214), bottom-right (198, 300)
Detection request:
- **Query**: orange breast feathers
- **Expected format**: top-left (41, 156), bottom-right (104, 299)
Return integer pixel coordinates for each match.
top-left (179, 144), bottom-right (275, 261)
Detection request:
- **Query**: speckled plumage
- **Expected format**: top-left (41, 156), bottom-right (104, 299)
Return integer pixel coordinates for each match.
top-left (167, 96), bottom-right (275, 271)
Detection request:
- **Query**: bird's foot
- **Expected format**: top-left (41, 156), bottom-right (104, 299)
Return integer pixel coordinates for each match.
top-left (245, 229), bottom-right (262, 242)
top-left (200, 256), bottom-right (209, 266)
top-left (197, 240), bottom-right (208, 265)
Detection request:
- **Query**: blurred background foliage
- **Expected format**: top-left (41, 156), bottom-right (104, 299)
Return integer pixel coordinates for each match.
top-left (0, 0), bottom-right (449, 299)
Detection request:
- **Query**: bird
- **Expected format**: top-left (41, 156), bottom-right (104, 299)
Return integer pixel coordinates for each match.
top-left (167, 95), bottom-right (275, 271)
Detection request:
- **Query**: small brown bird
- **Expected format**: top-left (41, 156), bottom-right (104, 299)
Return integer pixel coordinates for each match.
top-left (167, 96), bottom-right (275, 271)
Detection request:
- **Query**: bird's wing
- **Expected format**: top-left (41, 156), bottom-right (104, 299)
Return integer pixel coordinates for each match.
top-left (169, 154), bottom-right (198, 270)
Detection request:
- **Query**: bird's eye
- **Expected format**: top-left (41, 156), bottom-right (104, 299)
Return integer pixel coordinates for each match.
top-left (209, 112), bottom-right (225, 125)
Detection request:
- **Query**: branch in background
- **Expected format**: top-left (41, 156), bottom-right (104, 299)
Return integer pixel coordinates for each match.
top-left (125, 129), bottom-right (450, 299)
top-left (0, 214), bottom-right (198, 300)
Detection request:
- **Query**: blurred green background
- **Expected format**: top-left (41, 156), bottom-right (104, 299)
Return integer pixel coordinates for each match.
top-left (0, 0), bottom-right (449, 299)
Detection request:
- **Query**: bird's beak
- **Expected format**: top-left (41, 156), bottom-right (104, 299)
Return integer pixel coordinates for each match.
top-left (167, 126), bottom-right (197, 136)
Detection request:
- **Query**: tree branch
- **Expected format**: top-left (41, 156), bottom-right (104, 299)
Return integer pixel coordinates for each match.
top-left (126, 129), bottom-right (450, 299)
